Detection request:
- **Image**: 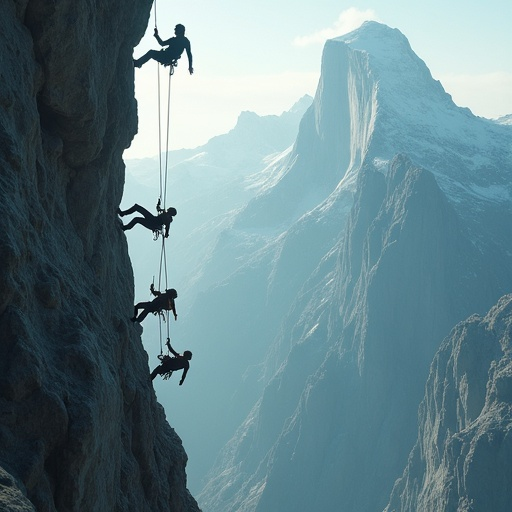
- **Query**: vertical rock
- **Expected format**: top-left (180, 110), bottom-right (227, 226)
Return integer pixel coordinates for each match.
top-left (0, 1), bottom-right (199, 510)
top-left (386, 295), bottom-right (512, 512)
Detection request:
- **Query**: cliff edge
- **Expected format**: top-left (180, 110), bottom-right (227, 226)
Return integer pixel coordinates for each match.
top-left (0, 1), bottom-right (199, 510)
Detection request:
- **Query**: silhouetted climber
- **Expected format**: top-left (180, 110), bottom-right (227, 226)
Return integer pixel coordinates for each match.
top-left (132, 284), bottom-right (178, 323)
top-left (150, 339), bottom-right (192, 384)
top-left (118, 202), bottom-right (176, 238)
top-left (134, 24), bottom-right (193, 74)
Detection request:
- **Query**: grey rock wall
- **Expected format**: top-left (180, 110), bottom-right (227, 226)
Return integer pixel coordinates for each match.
top-left (386, 294), bottom-right (512, 512)
top-left (0, 1), bottom-right (199, 510)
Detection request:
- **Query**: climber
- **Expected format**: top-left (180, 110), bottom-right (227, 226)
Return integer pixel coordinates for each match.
top-left (118, 203), bottom-right (176, 238)
top-left (133, 24), bottom-right (193, 74)
top-left (132, 284), bottom-right (178, 323)
top-left (150, 339), bottom-right (192, 384)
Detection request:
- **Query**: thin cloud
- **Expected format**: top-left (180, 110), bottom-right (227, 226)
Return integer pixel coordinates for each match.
top-left (294, 8), bottom-right (380, 47)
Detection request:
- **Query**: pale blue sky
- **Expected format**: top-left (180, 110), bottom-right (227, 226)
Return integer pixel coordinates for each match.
top-left (125, 1), bottom-right (512, 158)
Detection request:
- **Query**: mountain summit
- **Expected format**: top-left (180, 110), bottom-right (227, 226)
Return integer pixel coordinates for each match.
top-left (239, 21), bottom-right (510, 230)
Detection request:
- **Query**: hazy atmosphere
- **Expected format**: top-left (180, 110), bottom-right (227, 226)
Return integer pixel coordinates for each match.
top-left (125, 0), bottom-right (512, 158)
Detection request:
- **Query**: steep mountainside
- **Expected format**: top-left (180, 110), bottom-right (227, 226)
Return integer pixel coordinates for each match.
top-left (164, 22), bottom-right (511, 510)
top-left (386, 295), bottom-right (512, 512)
top-left (119, 97), bottom-right (313, 494)
top-left (122, 95), bottom-right (312, 313)
top-left (0, 2), bottom-right (198, 511)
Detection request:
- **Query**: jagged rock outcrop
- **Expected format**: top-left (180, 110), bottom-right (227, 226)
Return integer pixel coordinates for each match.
top-left (0, 1), bottom-right (199, 511)
top-left (386, 295), bottom-right (512, 512)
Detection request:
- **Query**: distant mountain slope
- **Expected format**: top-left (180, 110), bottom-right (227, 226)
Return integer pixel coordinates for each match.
top-left (386, 295), bottom-right (512, 512)
top-left (122, 95), bottom-right (312, 312)
top-left (121, 96), bottom-right (312, 491)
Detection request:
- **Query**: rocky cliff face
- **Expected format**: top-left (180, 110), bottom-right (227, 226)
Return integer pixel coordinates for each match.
top-left (0, 1), bottom-right (199, 511)
top-left (386, 295), bottom-right (512, 512)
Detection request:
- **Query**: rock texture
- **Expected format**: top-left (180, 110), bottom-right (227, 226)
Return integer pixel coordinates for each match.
top-left (386, 295), bottom-right (512, 512)
top-left (0, 1), bottom-right (199, 511)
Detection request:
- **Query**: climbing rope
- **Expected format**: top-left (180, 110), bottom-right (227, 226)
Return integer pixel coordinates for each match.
top-left (151, 0), bottom-right (175, 355)
top-left (156, 70), bottom-right (174, 209)
top-left (163, 70), bottom-right (172, 209)
top-left (157, 66), bottom-right (163, 205)
top-left (156, 81), bottom-right (173, 354)
top-left (157, 234), bottom-right (171, 353)
top-left (154, 0), bottom-right (174, 211)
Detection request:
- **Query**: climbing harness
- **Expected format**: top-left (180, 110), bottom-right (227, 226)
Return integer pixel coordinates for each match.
top-left (158, 354), bottom-right (175, 380)
top-left (164, 60), bottom-right (178, 73)
top-left (156, 338), bottom-right (174, 379)
top-left (151, 198), bottom-right (165, 240)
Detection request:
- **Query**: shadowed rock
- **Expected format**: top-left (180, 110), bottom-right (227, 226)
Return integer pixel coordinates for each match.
top-left (0, 1), bottom-right (199, 510)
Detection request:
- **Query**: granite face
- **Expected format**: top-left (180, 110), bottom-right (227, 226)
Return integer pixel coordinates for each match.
top-left (386, 295), bottom-right (512, 512)
top-left (0, 1), bottom-right (199, 510)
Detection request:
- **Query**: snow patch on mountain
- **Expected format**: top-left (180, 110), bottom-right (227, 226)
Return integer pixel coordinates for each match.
top-left (495, 113), bottom-right (512, 125)
top-left (329, 22), bottom-right (512, 210)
